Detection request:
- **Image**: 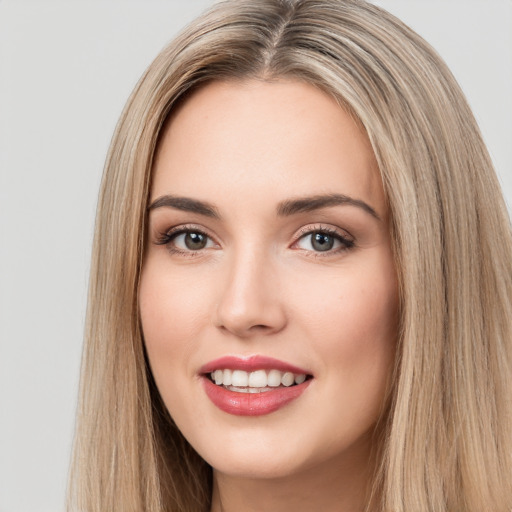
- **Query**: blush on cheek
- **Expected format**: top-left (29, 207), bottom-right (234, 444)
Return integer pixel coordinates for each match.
top-left (140, 265), bottom-right (206, 337)
top-left (331, 284), bottom-right (397, 370)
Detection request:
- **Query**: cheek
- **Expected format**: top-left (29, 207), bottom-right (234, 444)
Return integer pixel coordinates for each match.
top-left (138, 261), bottom-right (213, 396)
top-left (139, 262), bottom-right (209, 344)
top-left (138, 262), bottom-right (215, 436)
top-left (289, 257), bottom-right (398, 411)
top-left (335, 267), bottom-right (397, 370)
top-left (337, 275), bottom-right (397, 362)
top-left (290, 255), bottom-right (398, 344)
top-left (335, 272), bottom-right (398, 419)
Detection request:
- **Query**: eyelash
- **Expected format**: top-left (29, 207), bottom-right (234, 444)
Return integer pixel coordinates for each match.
top-left (154, 224), bottom-right (214, 258)
top-left (292, 225), bottom-right (355, 257)
top-left (154, 224), bottom-right (355, 257)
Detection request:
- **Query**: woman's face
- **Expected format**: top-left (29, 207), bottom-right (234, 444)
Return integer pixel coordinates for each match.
top-left (140, 80), bottom-right (398, 479)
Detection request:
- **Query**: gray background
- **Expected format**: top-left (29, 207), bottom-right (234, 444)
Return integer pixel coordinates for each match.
top-left (1, 1), bottom-right (511, 511)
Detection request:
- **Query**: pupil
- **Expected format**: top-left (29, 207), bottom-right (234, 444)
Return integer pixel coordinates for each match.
top-left (185, 232), bottom-right (206, 250)
top-left (312, 233), bottom-right (334, 251)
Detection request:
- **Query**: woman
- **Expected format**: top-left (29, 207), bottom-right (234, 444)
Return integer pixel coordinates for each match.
top-left (68, 0), bottom-right (512, 511)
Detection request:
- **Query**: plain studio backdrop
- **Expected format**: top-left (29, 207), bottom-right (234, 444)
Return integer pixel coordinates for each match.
top-left (0, 1), bottom-right (510, 511)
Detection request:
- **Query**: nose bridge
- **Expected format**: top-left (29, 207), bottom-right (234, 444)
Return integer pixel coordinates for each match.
top-left (215, 242), bottom-right (286, 337)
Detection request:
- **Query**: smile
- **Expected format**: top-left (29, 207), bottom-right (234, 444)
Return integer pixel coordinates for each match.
top-left (209, 369), bottom-right (308, 392)
top-left (200, 356), bottom-right (313, 416)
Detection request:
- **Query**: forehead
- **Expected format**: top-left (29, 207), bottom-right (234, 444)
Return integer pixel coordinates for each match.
top-left (151, 80), bottom-right (385, 216)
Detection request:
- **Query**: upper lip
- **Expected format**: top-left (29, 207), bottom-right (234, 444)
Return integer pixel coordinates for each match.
top-left (199, 355), bottom-right (311, 375)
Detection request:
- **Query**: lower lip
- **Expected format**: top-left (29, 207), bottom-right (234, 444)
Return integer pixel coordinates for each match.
top-left (202, 377), bottom-right (311, 416)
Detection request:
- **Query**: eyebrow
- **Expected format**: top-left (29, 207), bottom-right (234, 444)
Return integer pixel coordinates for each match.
top-left (277, 194), bottom-right (380, 220)
top-left (147, 192), bottom-right (380, 221)
top-left (148, 195), bottom-right (221, 218)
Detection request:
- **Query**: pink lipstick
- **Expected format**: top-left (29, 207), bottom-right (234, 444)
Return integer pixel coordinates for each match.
top-left (200, 355), bottom-right (312, 416)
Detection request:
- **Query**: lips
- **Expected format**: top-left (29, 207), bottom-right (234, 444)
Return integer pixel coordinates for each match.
top-left (200, 355), bottom-right (313, 416)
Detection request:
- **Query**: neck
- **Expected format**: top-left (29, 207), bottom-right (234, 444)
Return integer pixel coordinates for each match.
top-left (210, 438), bottom-right (378, 512)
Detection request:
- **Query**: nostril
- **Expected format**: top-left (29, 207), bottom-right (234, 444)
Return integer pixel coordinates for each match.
top-left (214, 271), bottom-right (288, 337)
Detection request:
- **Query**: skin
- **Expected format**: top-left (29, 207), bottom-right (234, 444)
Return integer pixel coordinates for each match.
top-left (139, 80), bottom-right (398, 512)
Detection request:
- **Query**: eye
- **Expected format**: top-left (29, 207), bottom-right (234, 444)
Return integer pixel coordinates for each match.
top-left (155, 226), bottom-right (217, 254)
top-left (172, 231), bottom-right (213, 251)
top-left (294, 228), bottom-right (354, 253)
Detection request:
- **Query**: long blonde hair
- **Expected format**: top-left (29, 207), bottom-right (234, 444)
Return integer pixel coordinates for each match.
top-left (68, 1), bottom-right (512, 510)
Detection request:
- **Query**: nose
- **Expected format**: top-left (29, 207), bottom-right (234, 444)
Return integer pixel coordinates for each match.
top-left (214, 248), bottom-right (287, 338)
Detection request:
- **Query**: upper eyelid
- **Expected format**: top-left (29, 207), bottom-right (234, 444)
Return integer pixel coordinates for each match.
top-left (163, 224), bottom-right (215, 239)
top-left (293, 224), bottom-right (354, 241)
top-left (152, 223), bottom-right (218, 246)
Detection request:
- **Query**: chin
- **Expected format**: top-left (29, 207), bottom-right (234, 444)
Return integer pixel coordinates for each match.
top-left (186, 425), bottom-right (310, 478)
top-left (192, 423), bottom-right (359, 482)
top-left (208, 452), bottom-right (310, 480)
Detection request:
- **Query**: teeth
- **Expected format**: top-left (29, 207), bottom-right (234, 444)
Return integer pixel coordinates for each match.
top-left (209, 369), bottom-right (308, 389)
top-left (281, 372), bottom-right (294, 387)
top-left (248, 369), bottom-right (267, 387)
top-left (231, 370), bottom-right (249, 387)
top-left (267, 369), bottom-right (282, 387)
top-left (294, 373), bottom-right (306, 384)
